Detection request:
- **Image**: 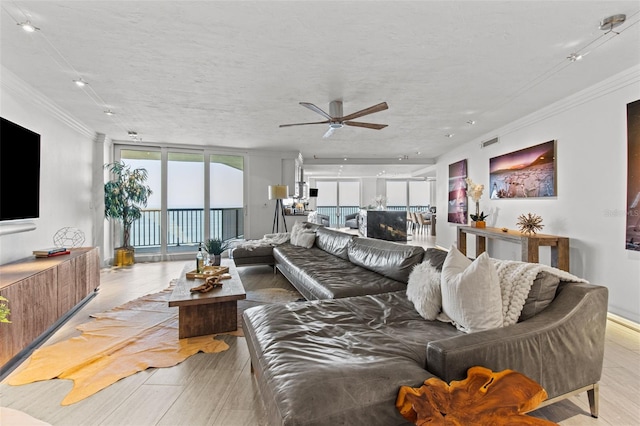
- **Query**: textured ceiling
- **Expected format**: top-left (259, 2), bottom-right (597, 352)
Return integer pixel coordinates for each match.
top-left (2, 1), bottom-right (639, 178)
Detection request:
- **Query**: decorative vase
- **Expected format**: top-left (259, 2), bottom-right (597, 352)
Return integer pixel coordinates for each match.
top-left (210, 254), bottom-right (222, 266)
top-left (114, 247), bottom-right (134, 267)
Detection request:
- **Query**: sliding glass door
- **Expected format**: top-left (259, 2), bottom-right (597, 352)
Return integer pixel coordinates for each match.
top-left (115, 146), bottom-right (244, 260)
top-left (386, 180), bottom-right (430, 212)
top-left (315, 180), bottom-right (360, 227)
top-left (209, 154), bottom-right (244, 241)
top-left (167, 152), bottom-right (205, 254)
top-left (119, 149), bottom-right (162, 255)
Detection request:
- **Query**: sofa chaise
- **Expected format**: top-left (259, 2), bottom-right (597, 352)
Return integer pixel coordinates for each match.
top-left (240, 225), bottom-right (608, 425)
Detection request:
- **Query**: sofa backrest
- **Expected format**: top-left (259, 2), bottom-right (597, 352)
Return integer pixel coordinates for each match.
top-left (348, 237), bottom-right (425, 283)
top-left (315, 227), bottom-right (355, 260)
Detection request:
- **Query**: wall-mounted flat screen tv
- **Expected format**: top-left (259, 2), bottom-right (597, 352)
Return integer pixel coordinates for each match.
top-left (309, 188), bottom-right (318, 197)
top-left (0, 117), bottom-right (41, 221)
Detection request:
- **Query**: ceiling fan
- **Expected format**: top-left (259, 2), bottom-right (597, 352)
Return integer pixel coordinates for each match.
top-left (279, 100), bottom-right (388, 138)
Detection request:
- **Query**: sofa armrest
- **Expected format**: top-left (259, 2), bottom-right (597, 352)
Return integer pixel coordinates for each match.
top-left (426, 282), bottom-right (608, 399)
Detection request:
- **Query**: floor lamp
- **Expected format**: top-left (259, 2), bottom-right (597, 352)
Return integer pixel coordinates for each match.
top-left (269, 185), bottom-right (288, 233)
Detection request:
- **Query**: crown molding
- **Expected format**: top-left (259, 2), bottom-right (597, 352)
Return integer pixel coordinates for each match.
top-left (490, 65), bottom-right (640, 140)
top-left (111, 139), bottom-right (299, 159)
top-left (1, 66), bottom-right (94, 138)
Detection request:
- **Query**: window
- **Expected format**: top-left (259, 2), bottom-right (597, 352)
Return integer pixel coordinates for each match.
top-left (116, 146), bottom-right (244, 260)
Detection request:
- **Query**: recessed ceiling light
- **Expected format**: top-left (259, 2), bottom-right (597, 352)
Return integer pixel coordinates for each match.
top-left (445, 134), bottom-right (454, 138)
top-left (466, 120), bottom-right (476, 125)
top-left (567, 53), bottom-right (583, 62)
top-left (104, 109), bottom-right (115, 116)
top-left (18, 21), bottom-right (39, 32)
top-left (73, 78), bottom-right (88, 87)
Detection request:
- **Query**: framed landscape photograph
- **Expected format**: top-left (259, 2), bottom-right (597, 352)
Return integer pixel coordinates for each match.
top-left (448, 159), bottom-right (467, 224)
top-left (489, 140), bottom-right (556, 199)
top-left (626, 99), bottom-right (640, 251)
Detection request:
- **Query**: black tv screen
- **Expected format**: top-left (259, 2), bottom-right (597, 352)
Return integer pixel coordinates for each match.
top-left (0, 117), bottom-right (41, 221)
top-left (309, 188), bottom-right (318, 197)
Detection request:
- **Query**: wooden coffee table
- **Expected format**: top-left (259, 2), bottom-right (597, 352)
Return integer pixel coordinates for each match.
top-left (168, 260), bottom-right (246, 338)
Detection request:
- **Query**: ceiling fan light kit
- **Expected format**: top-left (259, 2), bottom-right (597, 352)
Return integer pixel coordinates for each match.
top-left (280, 100), bottom-right (389, 138)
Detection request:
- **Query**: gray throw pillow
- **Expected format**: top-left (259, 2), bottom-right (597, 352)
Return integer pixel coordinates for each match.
top-left (423, 248), bottom-right (448, 271)
top-left (518, 271), bottom-right (561, 322)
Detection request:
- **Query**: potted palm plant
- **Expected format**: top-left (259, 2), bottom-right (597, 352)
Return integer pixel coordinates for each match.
top-left (104, 161), bottom-right (152, 266)
top-left (203, 238), bottom-right (230, 266)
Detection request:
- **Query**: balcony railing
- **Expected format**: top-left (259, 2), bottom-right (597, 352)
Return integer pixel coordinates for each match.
top-left (130, 208), bottom-right (244, 248)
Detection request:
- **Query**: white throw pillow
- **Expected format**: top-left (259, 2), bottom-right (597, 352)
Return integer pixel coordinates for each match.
top-left (290, 221), bottom-right (315, 248)
top-left (406, 262), bottom-right (442, 320)
top-left (289, 221), bottom-right (305, 245)
top-left (439, 246), bottom-right (503, 333)
top-left (295, 231), bottom-right (316, 248)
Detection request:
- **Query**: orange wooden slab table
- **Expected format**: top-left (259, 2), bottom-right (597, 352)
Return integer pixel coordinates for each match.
top-left (396, 366), bottom-right (558, 425)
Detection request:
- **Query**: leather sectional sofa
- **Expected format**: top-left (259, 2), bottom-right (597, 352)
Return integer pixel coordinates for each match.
top-left (240, 226), bottom-right (608, 425)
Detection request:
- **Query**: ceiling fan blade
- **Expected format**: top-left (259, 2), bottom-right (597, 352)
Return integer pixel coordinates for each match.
top-left (341, 102), bottom-right (388, 121)
top-left (300, 102), bottom-right (333, 120)
top-left (344, 121), bottom-right (388, 130)
top-left (279, 120), bottom-right (330, 128)
top-left (322, 127), bottom-right (336, 139)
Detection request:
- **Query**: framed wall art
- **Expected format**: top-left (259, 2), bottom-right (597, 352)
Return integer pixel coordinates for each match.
top-left (626, 99), bottom-right (640, 251)
top-left (448, 159), bottom-right (467, 224)
top-left (489, 140), bottom-right (556, 199)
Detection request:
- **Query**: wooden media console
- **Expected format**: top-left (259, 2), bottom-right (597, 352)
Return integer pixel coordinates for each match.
top-left (0, 247), bottom-right (100, 377)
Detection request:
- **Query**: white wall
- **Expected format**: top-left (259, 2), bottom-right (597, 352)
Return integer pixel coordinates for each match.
top-left (0, 68), bottom-right (96, 265)
top-left (245, 153), bottom-right (294, 239)
top-left (435, 66), bottom-right (640, 323)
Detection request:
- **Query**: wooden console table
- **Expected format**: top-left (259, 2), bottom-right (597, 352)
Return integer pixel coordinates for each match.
top-left (457, 226), bottom-right (570, 271)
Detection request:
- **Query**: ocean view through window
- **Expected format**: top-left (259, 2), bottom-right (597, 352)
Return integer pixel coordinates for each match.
top-left (118, 148), bottom-right (244, 256)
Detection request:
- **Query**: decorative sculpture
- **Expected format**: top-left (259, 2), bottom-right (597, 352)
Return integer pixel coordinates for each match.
top-left (517, 213), bottom-right (544, 235)
top-left (53, 227), bottom-right (85, 248)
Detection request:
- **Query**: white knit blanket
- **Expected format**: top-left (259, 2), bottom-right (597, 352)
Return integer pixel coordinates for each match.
top-left (492, 259), bottom-right (589, 326)
top-left (235, 232), bottom-right (290, 251)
